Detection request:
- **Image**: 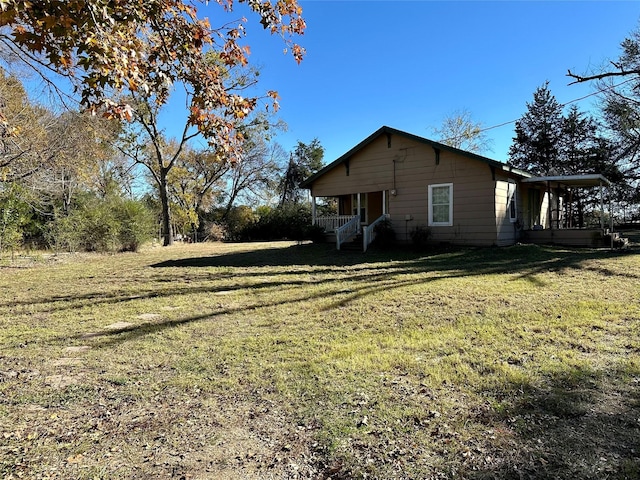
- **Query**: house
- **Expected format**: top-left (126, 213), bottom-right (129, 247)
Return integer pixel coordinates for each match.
top-left (300, 126), bottom-right (616, 250)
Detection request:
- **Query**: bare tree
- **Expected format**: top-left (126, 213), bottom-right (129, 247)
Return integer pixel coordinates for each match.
top-left (432, 109), bottom-right (493, 153)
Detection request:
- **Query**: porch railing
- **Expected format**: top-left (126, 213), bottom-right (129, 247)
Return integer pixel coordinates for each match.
top-left (315, 215), bottom-right (358, 233)
top-left (363, 214), bottom-right (390, 252)
top-left (335, 216), bottom-right (360, 250)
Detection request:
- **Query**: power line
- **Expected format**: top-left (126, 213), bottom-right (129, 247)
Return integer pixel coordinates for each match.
top-left (475, 78), bottom-right (637, 137)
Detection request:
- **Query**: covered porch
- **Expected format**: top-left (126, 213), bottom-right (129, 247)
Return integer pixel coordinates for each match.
top-left (311, 190), bottom-right (391, 251)
top-left (520, 174), bottom-right (621, 248)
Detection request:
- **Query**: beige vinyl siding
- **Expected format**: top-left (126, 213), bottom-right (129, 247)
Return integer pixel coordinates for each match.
top-left (385, 145), bottom-right (498, 246)
top-left (310, 135), bottom-right (503, 246)
top-left (310, 137), bottom-right (395, 197)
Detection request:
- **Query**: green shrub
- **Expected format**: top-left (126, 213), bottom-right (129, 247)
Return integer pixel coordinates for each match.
top-left (50, 196), bottom-right (155, 252)
top-left (305, 223), bottom-right (326, 243)
top-left (237, 204), bottom-right (313, 242)
top-left (372, 218), bottom-right (395, 248)
top-left (115, 199), bottom-right (156, 252)
top-left (0, 184), bottom-right (31, 253)
top-left (410, 225), bottom-right (432, 251)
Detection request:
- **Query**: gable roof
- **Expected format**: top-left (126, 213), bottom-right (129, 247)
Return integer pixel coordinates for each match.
top-left (300, 126), bottom-right (532, 188)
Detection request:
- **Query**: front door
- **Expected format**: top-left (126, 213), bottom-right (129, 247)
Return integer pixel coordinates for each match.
top-left (352, 193), bottom-right (368, 224)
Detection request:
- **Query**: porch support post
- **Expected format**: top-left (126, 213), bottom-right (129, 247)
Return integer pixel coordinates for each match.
top-left (357, 193), bottom-right (362, 233)
top-left (599, 181), bottom-right (605, 231)
top-left (311, 196), bottom-right (317, 226)
top-left (556, 187), bottom-right (561, 228)
top-left (547, 182), bottom-right (553, 230)
top-left (609, 183), bottom-right (614, 248)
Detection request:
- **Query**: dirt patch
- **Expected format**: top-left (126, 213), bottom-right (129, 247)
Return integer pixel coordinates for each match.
top-left (136, 314), bottom-right (162, 321)
top-left (64, 346), bottom-right (91, 353)
top-left (51, 358), bottom-right (83, 367)
top-left (105, 321), bottom-right (135, 330)
top-left (44, 374), bottom-right (82, 388)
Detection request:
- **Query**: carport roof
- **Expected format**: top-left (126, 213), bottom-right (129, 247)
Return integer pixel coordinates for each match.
top-left (521, 174), bottom-right (611, 187)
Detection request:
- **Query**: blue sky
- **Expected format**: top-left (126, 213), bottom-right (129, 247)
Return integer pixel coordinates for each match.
top-left (180, 0), bottom-right (640, 166)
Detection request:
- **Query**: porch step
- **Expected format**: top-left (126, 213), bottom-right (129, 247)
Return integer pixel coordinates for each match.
top-left (340, 234), bottom-right (363, 252)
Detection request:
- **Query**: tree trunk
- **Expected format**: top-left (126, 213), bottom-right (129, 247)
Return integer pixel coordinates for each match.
top-left (190, 222), bottom-right (198, 243)
top-left (159, 171), bottom-right (174, 246)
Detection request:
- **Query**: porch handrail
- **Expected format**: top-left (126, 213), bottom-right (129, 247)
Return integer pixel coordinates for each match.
top-left (315, 215), bottom-right (358, 233)
top-left (335, 216), bottom-right (360, 250)
top-left (363, 214), bottom-right (390, 252)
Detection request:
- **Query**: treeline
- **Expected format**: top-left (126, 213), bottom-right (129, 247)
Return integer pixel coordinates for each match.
top-left (0, 70), bottom-right (326, 254)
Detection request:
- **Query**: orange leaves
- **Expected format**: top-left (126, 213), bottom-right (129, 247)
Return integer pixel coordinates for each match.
top-left (291, 44), bottom-right (304, 65)
top-left (99, 102), bottom-right (133, 122)
top-left (3, 0), bottom-right (305, 150)
top-left (267, 90), bottom-right (280, 112)
top-left (59, 55), bottom-right (72, 69)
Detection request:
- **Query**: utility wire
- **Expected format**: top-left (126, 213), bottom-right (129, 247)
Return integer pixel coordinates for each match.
top-left (473, 78), bottom-right (636, 137)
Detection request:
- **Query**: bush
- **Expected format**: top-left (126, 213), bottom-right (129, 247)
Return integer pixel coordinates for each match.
top-left (410, 225), bottom-right (432, 251)
top-left (305, 223), bottom-right (326, 243)
top-left (372, 218), bottom-right (395, 248)
top-left (116, 200), bottom-right (156, 252)
top-left (50, 196), bottom-right (155, 252)
top-left (237, 203), bottom-right (314, 242)
top-left (223, 206), bottom-right (256, 241)
top-left (51, 202), bottom-right (118, 252)
top-left (205, 222), bottom-right (227, 242)
top-left (0, 183), bottom-right (32, 254)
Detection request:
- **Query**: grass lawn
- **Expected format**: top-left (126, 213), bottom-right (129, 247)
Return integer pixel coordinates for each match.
top-left (1, 241), bottom-right (639, 479)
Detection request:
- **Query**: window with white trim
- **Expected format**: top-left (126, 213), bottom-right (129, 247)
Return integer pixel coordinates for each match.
top-left (507, 182), bottom-right (517, 223)
top-left (428, 183), bottom-right (453, 226)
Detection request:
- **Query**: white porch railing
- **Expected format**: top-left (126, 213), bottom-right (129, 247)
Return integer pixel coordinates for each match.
top-left (335, 216), bottom-right (360, 250)
top-left (315, 215), bottom-right (358, 233)
top-left (363, 214), bottom-right (390, 252)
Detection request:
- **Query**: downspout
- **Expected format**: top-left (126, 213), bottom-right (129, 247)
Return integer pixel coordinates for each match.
top-left (382, 189), bottom-right (387, 215)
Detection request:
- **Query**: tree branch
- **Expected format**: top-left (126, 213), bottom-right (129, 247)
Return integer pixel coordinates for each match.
top-left (567, 64), bottom-right (640, 85)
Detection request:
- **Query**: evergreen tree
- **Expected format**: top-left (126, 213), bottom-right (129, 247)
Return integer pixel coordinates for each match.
top-left (508, 82), bottom-right (564, 175)
top-left (561, 105), bottom-right (603, 174)
top-left (278, 139), bottom-right (324, 206)
top-left (509, 84), bottom-right (626, 227)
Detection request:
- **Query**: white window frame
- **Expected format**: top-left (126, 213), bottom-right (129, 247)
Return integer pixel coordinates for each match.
top-left (428, 183), bottom-right (453, 227)
top-left (507, 181), bottom-right (517, 223)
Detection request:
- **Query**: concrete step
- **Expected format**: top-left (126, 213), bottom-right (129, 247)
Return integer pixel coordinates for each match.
top-left (340, 235), bottom-right (363, 251)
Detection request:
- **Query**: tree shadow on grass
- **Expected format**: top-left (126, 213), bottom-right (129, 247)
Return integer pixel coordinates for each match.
top-left (30, 242), bottom-right (640, 347)
top-left (151, 242), bottom-right (640, 280)
top-left (8, 244), bottom-right (639, 316)
top-left (468, 363), bottom-right (640, 480)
